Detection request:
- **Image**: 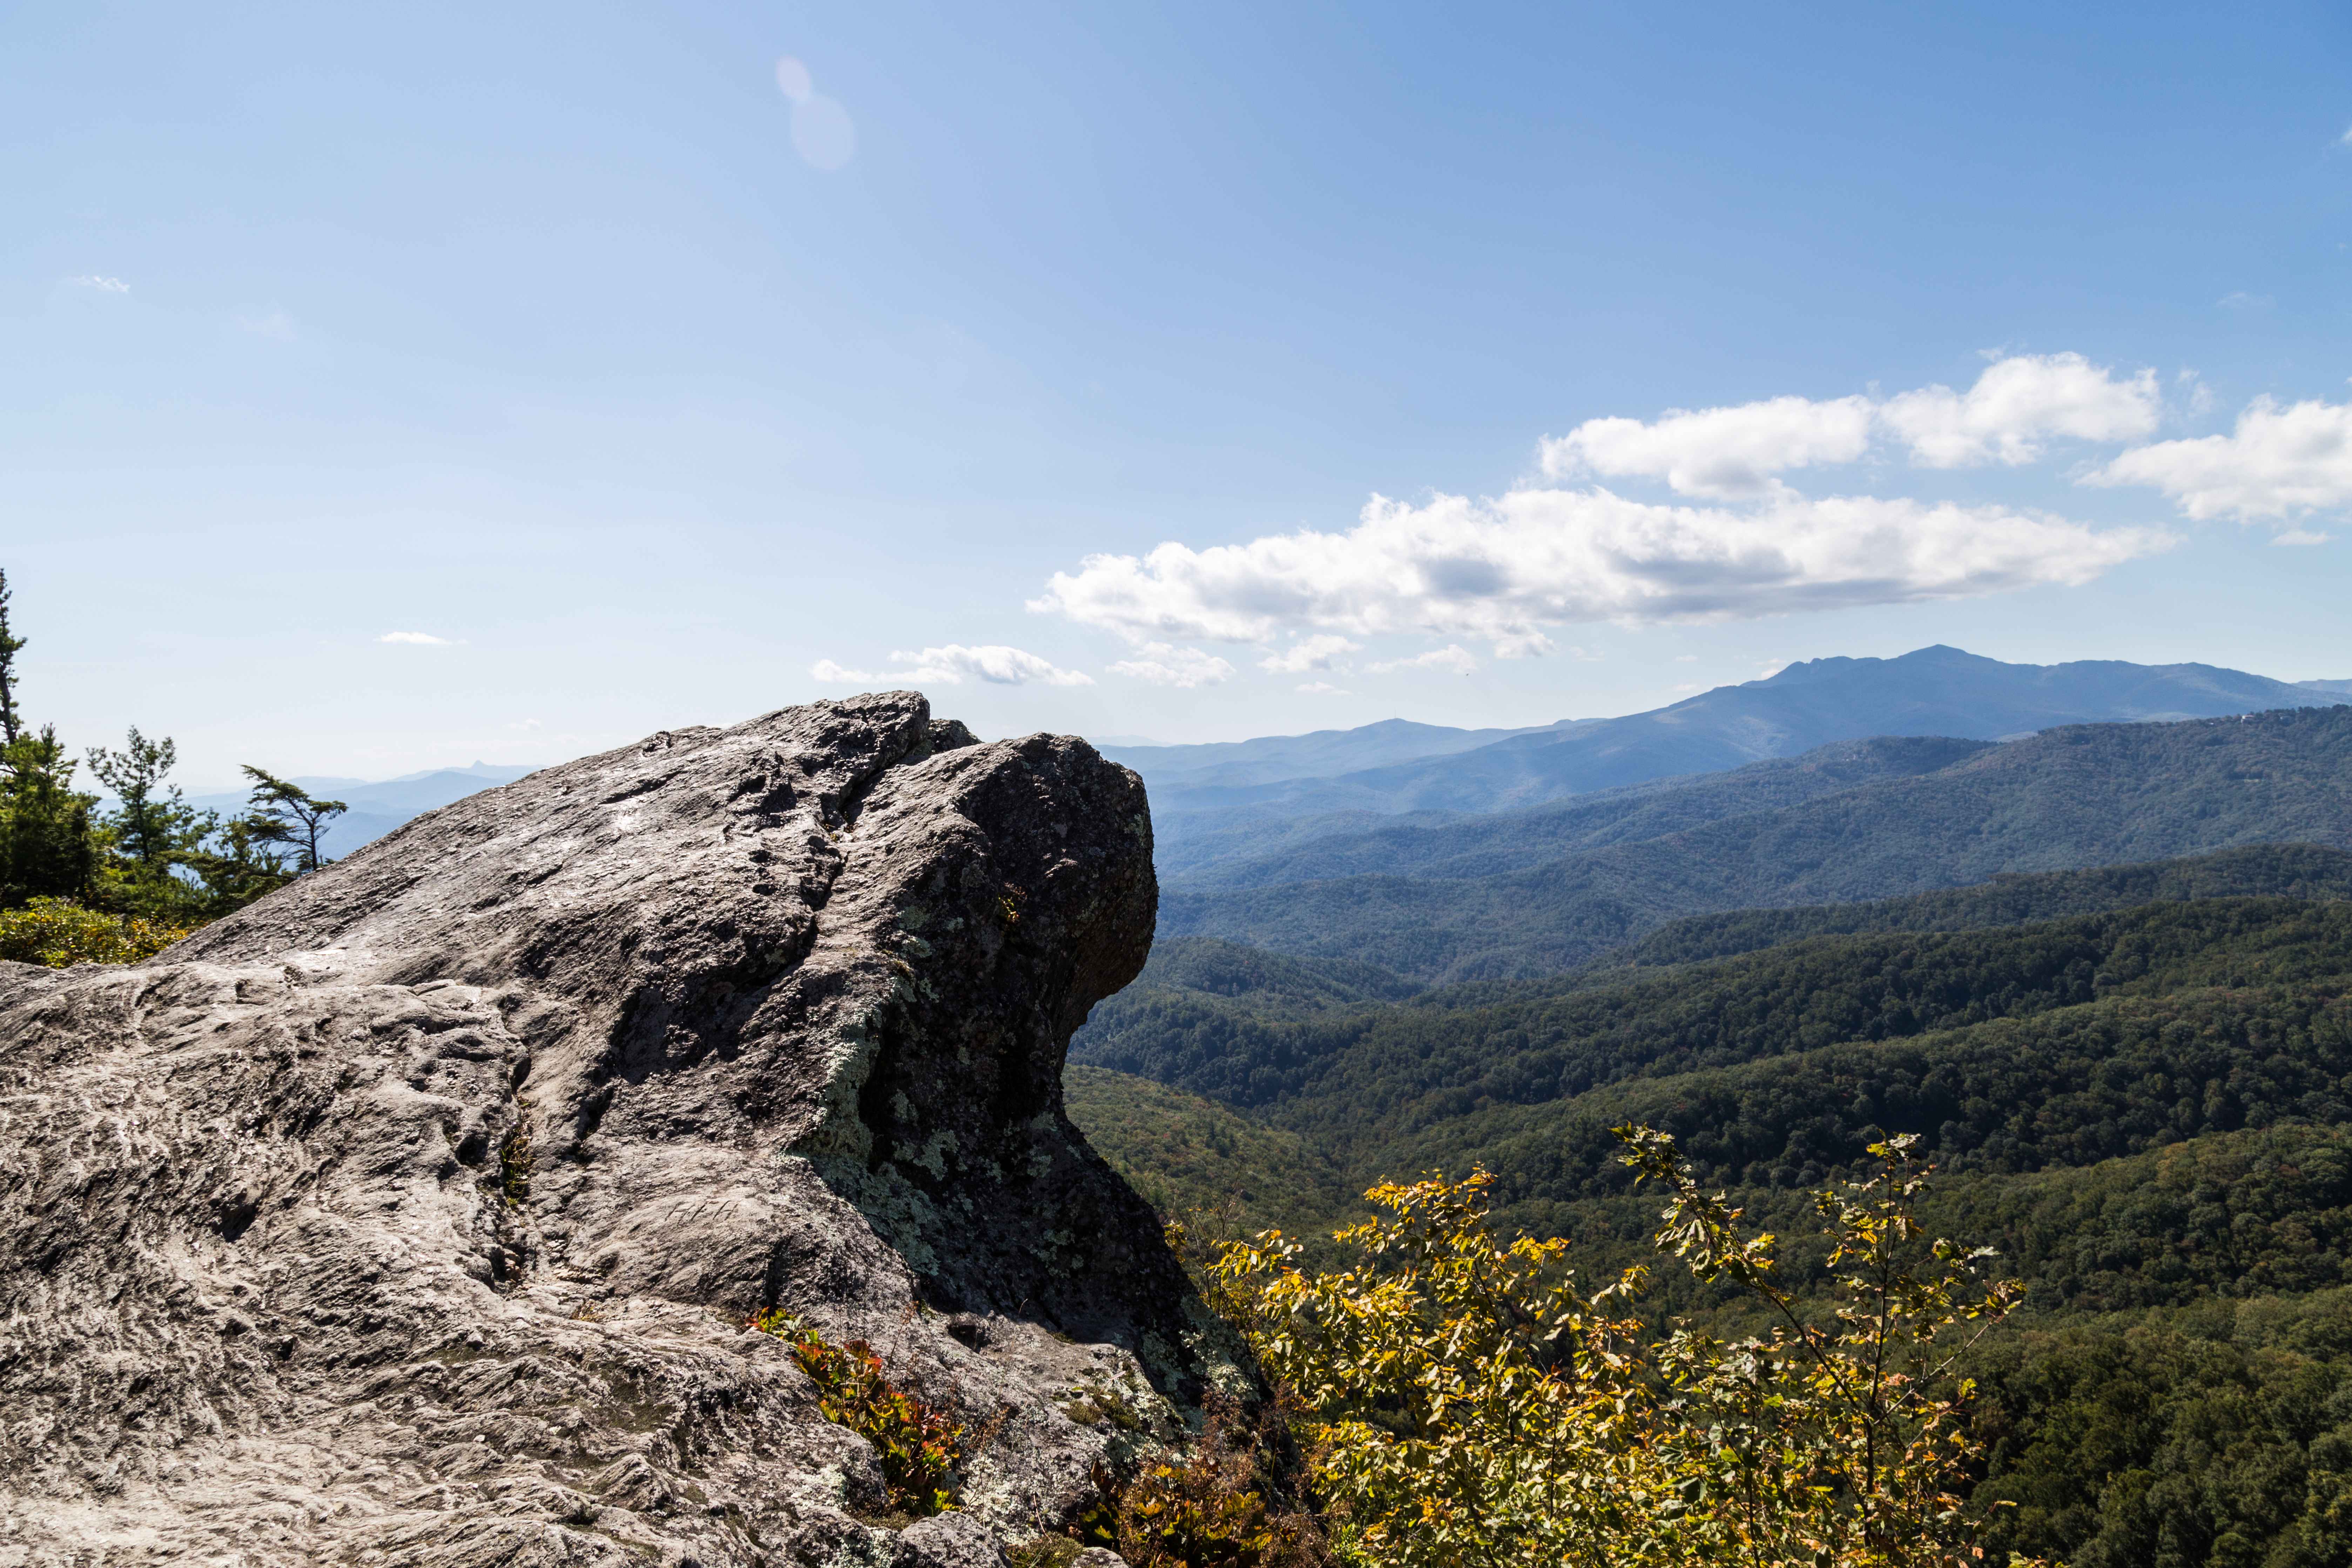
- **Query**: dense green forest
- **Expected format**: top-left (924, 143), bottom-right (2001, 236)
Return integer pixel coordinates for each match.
top-left (1075, 846), bottom-right (2352, 1094)
top-left (1068, 862), bottom-right (2352, 1566)
top-left (0, 570), bottom-right (342, 958)
top-left (1157, 706), bottom-right (2352, 982)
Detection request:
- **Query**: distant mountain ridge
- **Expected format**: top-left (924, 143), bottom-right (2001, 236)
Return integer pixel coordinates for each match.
top-left (1158, 705), bottom-right (2352, 983)
top-left (1145, 646), bottom-right (2348, 837)
top-left (182, 762), bottom-right (539, 858)
top-left (1175, 735), bottom-right (1990, 889)
top-left (1098, 716), bottom-right (1578, 792)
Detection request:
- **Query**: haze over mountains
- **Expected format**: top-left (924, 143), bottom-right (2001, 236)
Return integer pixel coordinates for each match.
top-left (182, 762), bottom-right (536, 857)
top-left (185, 646), bottom-right (2350, 887)
top-left (1158, 707), bottom-right (2352, 982)
top-left (1111, 645), bottom-right (2352, 874)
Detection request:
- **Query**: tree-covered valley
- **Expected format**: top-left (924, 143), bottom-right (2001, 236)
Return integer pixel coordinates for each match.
top-left (1071, 833), bottom-right (2352, 1566)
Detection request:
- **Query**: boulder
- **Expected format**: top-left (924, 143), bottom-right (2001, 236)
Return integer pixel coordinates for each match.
top-left (0, 694), bottom-right (1216, 1565)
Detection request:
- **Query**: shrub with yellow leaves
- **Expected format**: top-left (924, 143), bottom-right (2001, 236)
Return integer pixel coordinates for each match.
top-left (1208, 1126), bottom-right (2035, 1568)
top-left (0, 896), bottom-right (189, 967)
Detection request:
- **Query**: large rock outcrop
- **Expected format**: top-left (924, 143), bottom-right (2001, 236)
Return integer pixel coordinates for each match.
top-left (0, 694), bottom-right (1223, 1566)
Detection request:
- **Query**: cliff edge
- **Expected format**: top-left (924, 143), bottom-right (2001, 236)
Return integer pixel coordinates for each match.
top-left (0, 693), bottom-right (1211, 1566)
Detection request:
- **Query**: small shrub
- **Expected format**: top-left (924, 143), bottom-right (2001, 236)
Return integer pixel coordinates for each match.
top-left (1211, 1129), bottom-right (2036, 1568)
top-left (1102, 1393), bottom-right (1333, 1568)
top-left (1005, 1541), bottom-right (1084, 1568)
top-left (752, 1311), bottom-right (964, 1515)
top-left (0, 897), bottom-right (189, 967)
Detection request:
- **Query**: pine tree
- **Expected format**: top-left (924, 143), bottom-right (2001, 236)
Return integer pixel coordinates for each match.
top-left (0, 727), bottom-right (96, 907)
top-left (0, 574), bottom-right (100, 909)
top-left (241, 767), bottom-right (347, 874)
top-left (88, 727), bottom-right (187, 870)
top-left (0, 568), bottom-right (22, 747)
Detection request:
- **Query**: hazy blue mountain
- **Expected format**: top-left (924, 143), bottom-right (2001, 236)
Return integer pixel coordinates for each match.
top-left (1145, 646), bottom-right (2347, 831)
top-left (1158, 705), bottom-right (2352, 983)
top-left (329, 765), bottom-right (538, 817)
top-left (1099, 716), bottom-right (1581, 792)
top-left (1174, 735), bottom-right (1990, 889)
top-left (183, 762), bottom-right (538, 858)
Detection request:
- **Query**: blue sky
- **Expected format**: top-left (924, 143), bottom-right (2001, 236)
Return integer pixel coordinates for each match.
top-left (8, 1), bottom-right (2352, 781)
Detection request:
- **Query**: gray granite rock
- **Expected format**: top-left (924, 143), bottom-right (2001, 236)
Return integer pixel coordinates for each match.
top-left (0, 694), bottom-right (1229, 1566)
top-left (890, 1510), bottom-right (1008, 1567)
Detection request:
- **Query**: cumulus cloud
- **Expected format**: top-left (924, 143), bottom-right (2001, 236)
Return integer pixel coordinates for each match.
top-left (1033, 488), bottom-right (2168, 651)
top-left (810, 644), bottom-right (1092, 687)
top-left (1879, 352), bottom-right (2161, 466)
top-left (1367, 644), bottom-right (1479, 676)
top-left (68, 275), bottom-right (129, 293)
top-left (1258, 634), bottom-right (1358, 674)
top-left (1538, 354), bottom-right (2161, 497)
top-left (1106, 643), bottom-right (1236, 687)
top-left (1542, 395), bottom-right (1874, 499)
top-left (2089, 396), bottom-right (2352, 521)
top-left (1295, 681), bottom-right (1350, 695)
top-left (378, 631), bottom-right (453, 645)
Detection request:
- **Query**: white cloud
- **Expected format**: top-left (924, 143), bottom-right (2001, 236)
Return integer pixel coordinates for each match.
top-left (68, 275), bottom-right (129, 293)
top-left (2340, 125), bottom-right (2352, 148)
top-left (2275, 530), bottom-right (2332, 546)
top-left (1880, 352), bottom-right (2161, 467)
top-left (1295, 681), bottom-right (1350, 695)
top-left (1541, 395), bottom-right (1874, 499)
top-left (1258, 634), bottom-right (1358, 674)
top-left (1034, 487), bottom-right (2168, 649)
top-left (811, 644), bottom-right (1092, 687)
top-left (1106, 642), bottom-right (1236, 688)
top-left (1367, 644), bottom-right (1479, 676)
top-left (378, 631), bottom-right (453, 645)
top-left (2090, 396), bottom-right (2352, 521)
top-left (507, 718), bottom-right (544, 732)
top-left (2218, 291), bottom-right (2272, 311)
top-left (1537, 354), bottom-right (2161, 496)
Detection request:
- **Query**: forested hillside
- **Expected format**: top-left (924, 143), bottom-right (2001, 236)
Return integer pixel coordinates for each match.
top-left (1176, 734), bottom-right (1990, 889)
top-left (1158, 706), bottom-right (2352, 982)
top-left (1617, 842), bottom-right (2352, 966)
top-left (1067, 862), bottom-right (2352, 1567)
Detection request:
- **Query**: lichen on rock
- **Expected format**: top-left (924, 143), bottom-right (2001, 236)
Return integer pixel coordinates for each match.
top-left (0, 693), bottom-right (1225, 1564)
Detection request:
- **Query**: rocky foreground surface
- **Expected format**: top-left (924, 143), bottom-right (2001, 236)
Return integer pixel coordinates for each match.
top-left (0, 695), bottom-right (1220, 1567)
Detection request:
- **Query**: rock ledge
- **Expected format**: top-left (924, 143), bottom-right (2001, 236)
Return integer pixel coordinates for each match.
top-left (0, 694), bottom-right (1214, 1566)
